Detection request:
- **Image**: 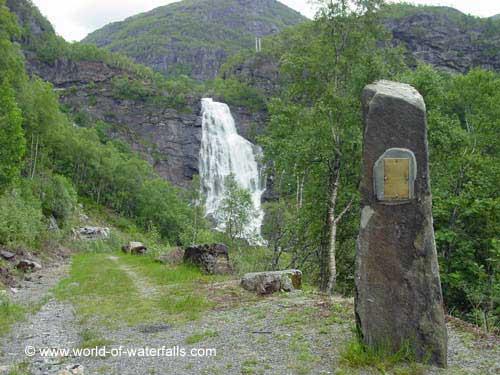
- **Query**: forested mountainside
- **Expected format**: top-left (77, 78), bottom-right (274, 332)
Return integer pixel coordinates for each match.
top-left (83, 0), bottom-right (306, 80)
top-left (0, 0), bottom-right (214, 252)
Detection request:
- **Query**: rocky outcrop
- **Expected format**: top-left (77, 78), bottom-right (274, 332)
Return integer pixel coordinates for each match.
top-left (385, 7), bottom-right (500, 73)
top-left (183, 244), bottom-right (232, 274)
top-left (241, 270), bottom-right (302, 295)
top-left (222, 54), bottom-right (281, 98)
top-left (25, 56), bottom-right (266, 188)
top-left (72, 226), bottom-right (110, 240)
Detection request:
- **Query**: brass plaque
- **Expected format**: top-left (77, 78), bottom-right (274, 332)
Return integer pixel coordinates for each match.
top-left (384, 158), bottom-right (410, 200)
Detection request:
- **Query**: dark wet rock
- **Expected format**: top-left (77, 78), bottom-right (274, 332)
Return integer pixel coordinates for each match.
top-left (241, 270), bottom-right (302, 295)
top-left (183, 244), bottom-right (232, 274)
top-left (356, 80), bottom-right (447, 367)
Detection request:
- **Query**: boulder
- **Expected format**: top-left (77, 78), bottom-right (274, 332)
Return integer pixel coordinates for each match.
top-left (0, 250), bottom-right (15, 260)
top-left (155, 247), bottom-right (184, 265)
top-left (183, 243), bottom-right (232, 274)
top-left (241, 270), bottom-right (302, 295)
top-left (122, 242), bottom-right (147, 255)
top-left (73, 226), bottom-right (110, 240)
top-left (16, 259), bottom-right (42, 272)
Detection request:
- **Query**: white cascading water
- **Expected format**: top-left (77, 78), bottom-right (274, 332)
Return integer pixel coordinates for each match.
top-left (199, 98), bottom-right (265, 242)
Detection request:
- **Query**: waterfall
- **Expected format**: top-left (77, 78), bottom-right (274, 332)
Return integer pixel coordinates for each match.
top-left (199, 98), bottom-right (265, 242)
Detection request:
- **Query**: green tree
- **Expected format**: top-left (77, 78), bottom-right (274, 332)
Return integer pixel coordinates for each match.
top-left (220, 174), bottom-right (255, 244)
top-left (399, 65), bottom-right (500, 331)
top-left (261, 0), bottom-right (404, 293)
top-left (0, 82), bottom-right (25, 190)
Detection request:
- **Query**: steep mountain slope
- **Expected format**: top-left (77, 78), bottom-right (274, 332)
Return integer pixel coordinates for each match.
top-left (83, 0), bottom-right (307, 80)
top-left (383, 5), bottom-right (500, 73)
top-left (226, 4), bottom-right (500, 87)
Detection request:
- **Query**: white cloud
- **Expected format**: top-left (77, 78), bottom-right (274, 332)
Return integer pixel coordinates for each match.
top-left (31, 0), bottom-right (500, 42)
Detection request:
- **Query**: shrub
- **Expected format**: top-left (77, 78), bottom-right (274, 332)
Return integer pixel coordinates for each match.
top-left (33, 174), bottom-right (78, 226)
top-left (0, 187), bottom-right (43, 248)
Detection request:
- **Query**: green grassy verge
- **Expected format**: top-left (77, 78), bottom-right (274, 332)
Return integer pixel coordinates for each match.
top-left (0, 295), bottom-right (26, 336)
top-left (54, 252), bottom-right (216, 328)
top-left (338, 339), bottom-right (426, 374)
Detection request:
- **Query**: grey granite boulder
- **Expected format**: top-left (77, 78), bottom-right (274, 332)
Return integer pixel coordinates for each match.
top-left (241, 270), bottom-right (302, 295)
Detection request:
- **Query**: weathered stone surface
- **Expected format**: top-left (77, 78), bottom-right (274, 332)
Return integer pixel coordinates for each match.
top-left (241, 270), bottom-right (302, 295)
top-left (385, 8), bottom-right (500, 74)
top-left (122, 242), bottom-right (147, 255)
top-left (0, 250), bottom-right (15, 260)
top-left (183, 244), bottom-right (232, 274)
top-left (16, 260), bottom-right (42, 272)
top-left (73, 227), bottom-right (110, 240)
top-left (155, 247), bottom-right (184, 265)
top-left (356, 80), bottom-right (447, 367)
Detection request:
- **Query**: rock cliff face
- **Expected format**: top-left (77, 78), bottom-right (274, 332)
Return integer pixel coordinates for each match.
top-left (26, 56), bottom-right (265, 188)
top-left (26, 57), bottom-right (202, 187)
top-left (83, 0), bottom-right (306, 80)
top-left (384, 6), bottom-right (500, 73)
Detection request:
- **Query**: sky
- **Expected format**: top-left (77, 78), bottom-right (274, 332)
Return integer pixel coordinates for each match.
top-left (31, 0), bottom-right (500, 42)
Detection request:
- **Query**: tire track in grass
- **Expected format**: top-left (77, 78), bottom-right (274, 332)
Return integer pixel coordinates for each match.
top-left (107, 255), bottom-right (159, 298)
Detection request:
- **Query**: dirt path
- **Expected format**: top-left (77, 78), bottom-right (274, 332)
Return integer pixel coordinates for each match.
top-left (0, 261), bottom-right (83, 375)
top-left (107, 255), bottom-right (159, 298)
top-left (1, 255), bottom-right (498, 375)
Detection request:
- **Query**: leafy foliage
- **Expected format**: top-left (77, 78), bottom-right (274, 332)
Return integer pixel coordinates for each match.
top-left (0, 0), bottom-right (201, 248)
top-left (398, 66), bottom-right (499, 331)
top-left (220, 174), bottom-right (256, 243)
top-left (260, 0), bottom-right (405, 291)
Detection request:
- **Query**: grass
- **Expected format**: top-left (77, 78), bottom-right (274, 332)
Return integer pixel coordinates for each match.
top-left (54, 252), bottom-right (216, 328)
top-left (79, 328), bottom-right (112, 349)
top-left (338, 339), bottom-right (426, 374)
top-left (288, 333), bottom-right (320, 375)
top-left (119, 253), bottom-right (225, 285)
top-left (7, 361), bottom-right (30, 375)
top-left (0, 293), bottom-right (26, 336)
top-left (185, 329), bottom-right (218, 344)
top-left (281, 306), bottom-right (319, 326)
top-left (241, 358), bottom-right (259, 374)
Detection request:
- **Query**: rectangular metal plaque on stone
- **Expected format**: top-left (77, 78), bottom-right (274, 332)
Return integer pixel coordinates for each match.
top-left (384, 158), bottom-right (410, 200)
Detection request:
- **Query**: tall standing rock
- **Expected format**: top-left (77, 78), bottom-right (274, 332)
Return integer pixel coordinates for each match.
top-left (355, 80), bottom-right (447, 367)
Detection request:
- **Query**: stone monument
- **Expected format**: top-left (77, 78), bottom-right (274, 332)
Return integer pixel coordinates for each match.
top-left (355, 80), bottom-right (447, 367)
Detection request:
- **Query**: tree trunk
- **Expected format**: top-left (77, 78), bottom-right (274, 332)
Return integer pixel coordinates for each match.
top-left (326, 162), bottom-right (340, 294)
top-left (325, 159), bottom-right (353, 295)
top-left (31, 135), bottom-right (39, 179)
